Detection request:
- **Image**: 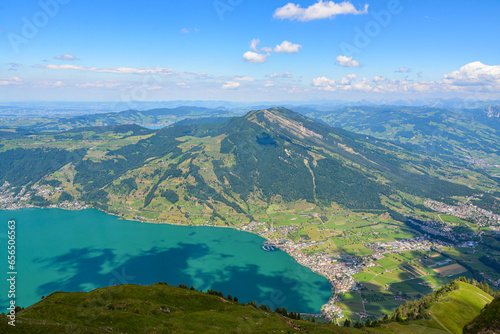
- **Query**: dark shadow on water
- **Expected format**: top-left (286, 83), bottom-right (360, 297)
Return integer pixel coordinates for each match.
top-left (36, 243), bottom-right (210, 297)
top-left (208, 265), bottom-right (329, 313)
top-left (35, 244), bottom-right (329, 313)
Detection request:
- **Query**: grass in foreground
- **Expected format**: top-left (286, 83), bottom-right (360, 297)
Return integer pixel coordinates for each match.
top-left (1, 283), bottom-right (359, 334)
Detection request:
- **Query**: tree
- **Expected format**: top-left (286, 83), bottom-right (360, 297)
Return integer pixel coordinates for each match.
top-left (58, 191), bottom-right (74, 202)
top-left (354, 320), bottom-right (363, 328)
top-left (343, 319), bottom-right (351, 327)
top-left (227, 294), bottom-right (232, 301)
top-left (234, 296), bottom-right (238, 303)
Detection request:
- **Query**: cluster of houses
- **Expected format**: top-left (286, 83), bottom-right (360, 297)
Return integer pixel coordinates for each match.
top-left (366, 236), bottom-right (432, 255)
top-left (0, 181), bottom-right (88, 210)
top-left (424, 199), bottom-right (500, 226)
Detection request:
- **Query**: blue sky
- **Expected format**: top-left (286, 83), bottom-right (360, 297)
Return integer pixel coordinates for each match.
top-left (1, 0), bottom-right (499, 102)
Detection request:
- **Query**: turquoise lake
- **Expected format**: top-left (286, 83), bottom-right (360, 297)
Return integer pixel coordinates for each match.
top-left (0, 209), bottom-right (331, 313)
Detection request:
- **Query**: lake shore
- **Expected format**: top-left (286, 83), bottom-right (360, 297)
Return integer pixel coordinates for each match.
top-left (3, 205), bottom-right (332, 313)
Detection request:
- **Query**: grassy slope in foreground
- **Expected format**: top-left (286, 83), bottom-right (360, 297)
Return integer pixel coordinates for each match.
top-left (0, 283), bottom-right (359, 334)
top-left (463, 295), bottom-right (500, 334)
top-left (1, 281), bottom-right (495, 334)
top-left (368, 282), bottom-right (494, 334)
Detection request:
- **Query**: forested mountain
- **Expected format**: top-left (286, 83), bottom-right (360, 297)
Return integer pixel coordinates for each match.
top-left (300, 105), bottom-right (500, 157)
top-left (0, 107), bottom-right (498, 226)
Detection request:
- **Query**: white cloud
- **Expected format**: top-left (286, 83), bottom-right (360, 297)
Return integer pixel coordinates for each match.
top-left (269, 71), bottom-right (293, 79)
top-left (0, 76), bottom-right (22, 86)
top-left (264, 82), bottom-right (275, 87)
top-left (396, 67), bottom-right (412, 73)
top-left (250, 39), bottom-right (260, 52)
top-left (351, 78), bottom-right (374, 92)
top-left (32, 80), bottom-right (71, 88)
top-left (312, 75), bottom-right (382, 93)
top-left (222, 81), bottom-right (241, 89)
top-left (313, 74), bottom-right (358, 91)
top-left (340, 74), bottom-right (357, 85)
top-left (177, 82), bottom-right (190, 88)
top-left (234, 76), bottom-right (255, 82)
top-left (274, 1), bottom-right (368, 22)
top-left (35, 64), bottom-right (204, 77)
top-left (274, 41), bottom-right (302, 54)
top-left (442, 61), bottom-right (500, 87)
top-left (336, 55), bottom-right (359, 67)
top-left (312, 73), bottom-right (445, 94)
top-left (54, 54), bottom-right (77, 61)
top-left (77, 81), bottom-right (123, 88)
top-left (312, 76), bottom-right (337, 91)
top-left (243, 40), bottom-right (301, 63)
top-left (243, 51), bottom-right (269, 63)
top-left (248, 40), bottom-right (302, 54)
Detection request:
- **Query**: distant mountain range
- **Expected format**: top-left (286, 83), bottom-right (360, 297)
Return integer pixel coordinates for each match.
top-left (4, 106), bottom-right (236, 131)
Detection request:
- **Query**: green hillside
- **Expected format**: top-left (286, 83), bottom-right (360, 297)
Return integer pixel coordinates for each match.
top-left (428, 282), bottom-right (493, 333)
top-left (368, 280), bottom-right (495, 334)
top-left (0, 283), bottom-right (358, 334)
top-left (0, 281), bottom-right (496, 334)
top-left (463, 295), bottom-right (500, 334)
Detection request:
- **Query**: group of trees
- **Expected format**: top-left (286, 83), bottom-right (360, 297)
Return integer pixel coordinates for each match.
top-left (342, 318), bottom-right (381, 328)
top-left (479, 256), bottom-right (500, 273)
top-left (380, 277), bottom-right (496, 325)
top-left (0, 147), bottom-right (85, 187)
top-left (143, 165), bottom-right (183, 208)
top-left (185, 162), bottom-right (245, 214)
top-left (177, 283), bottom-right (309, 322)
top-left (386, 279), bottom-right (460, 323)
top-left (58, 191), bottom-right (74, 202)
top-left (274, 307), bottom-right (301, 320)
top-left (113, 177), bottom-right (138, 195)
